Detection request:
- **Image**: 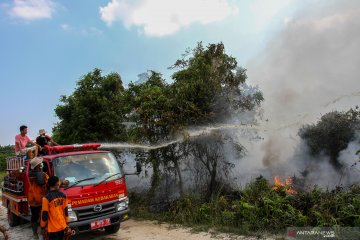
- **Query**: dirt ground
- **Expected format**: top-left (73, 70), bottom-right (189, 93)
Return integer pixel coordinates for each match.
top-left (0, 200), bottom-right (277, 240)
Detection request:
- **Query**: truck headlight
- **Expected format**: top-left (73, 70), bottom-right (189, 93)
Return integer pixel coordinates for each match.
top-left (68, 209), bottom-right (78, 222)
top-left (117, 196), bottom-right (129, 211)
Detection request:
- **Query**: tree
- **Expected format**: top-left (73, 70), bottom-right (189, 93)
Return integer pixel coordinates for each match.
top-left (170, 42), bottom-right (263, 125)
top-left (299, 107), bottom-right (360, 170)
top-left (191, 135), bottom-right (226, 199)
top-left (123, 71), bottom-right (188, 198)
top-left (125, 43), bottom-right (263, 198)
top-left (124, 71), bottom-right (173, 143)
top-left (53, 69), bottom-right (127, 144)
top-left (0, 145), bottom-right (14, 171)
top-left (189, 133), bottom-right (245, 199)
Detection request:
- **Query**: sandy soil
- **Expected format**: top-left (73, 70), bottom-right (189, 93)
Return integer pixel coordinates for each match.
top-left (72, 219), bottom-right (269, 240)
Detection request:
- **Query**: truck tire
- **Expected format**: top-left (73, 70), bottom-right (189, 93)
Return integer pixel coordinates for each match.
top-left (7, 204), bottom-right (20, 227)
top-left (104, 222), bottom-right (120, 234)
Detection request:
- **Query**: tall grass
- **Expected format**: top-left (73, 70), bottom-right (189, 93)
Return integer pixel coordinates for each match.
top-left (129, 178), bottom-right (360, 234)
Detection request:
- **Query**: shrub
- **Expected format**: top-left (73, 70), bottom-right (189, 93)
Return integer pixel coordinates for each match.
top-left (0, 145), bottom-right (14, 171)
top-left (129, 178), bottom-right (360, 234)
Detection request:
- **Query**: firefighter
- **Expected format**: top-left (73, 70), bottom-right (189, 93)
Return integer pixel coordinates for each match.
top-left (41, 176), bottom-right (72, 240)
top-left (29, 157), bottom-right (49, 239)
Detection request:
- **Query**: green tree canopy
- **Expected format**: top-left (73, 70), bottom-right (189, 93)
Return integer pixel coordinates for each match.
top-left (170, 42), bottom-right (263, 125)
top-left (299, 107), bottom-right (360, 170)
top-left (124, 43), bottom-right (263, 198)
top-left (124, 71), bottom-right (173, 143)
top-left (53, 68), bottom-right (127, 144)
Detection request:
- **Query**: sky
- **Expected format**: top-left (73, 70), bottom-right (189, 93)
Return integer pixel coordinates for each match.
top-left (0, 0), bottom-right (358, 148)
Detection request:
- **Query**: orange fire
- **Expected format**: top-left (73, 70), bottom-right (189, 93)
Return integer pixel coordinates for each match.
top-left (273, 176), bottom-right (297, 194)
top-left (273, 176), bottom-right (284, 189)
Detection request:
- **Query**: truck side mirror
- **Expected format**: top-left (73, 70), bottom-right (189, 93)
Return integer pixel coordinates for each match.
top-left (136, 162), bottom-right (142, 174)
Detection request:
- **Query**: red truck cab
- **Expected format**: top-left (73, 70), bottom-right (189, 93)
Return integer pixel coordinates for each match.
top-left (2, 144), bottom-right (130, 235)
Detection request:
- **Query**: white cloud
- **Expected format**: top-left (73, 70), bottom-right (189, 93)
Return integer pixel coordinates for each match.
top-left (60, 24), bottom-right (103, 36)
top-left (9, 0), bottom-right (55, 21)
top-left (99, 0), bottom-right (238, 37)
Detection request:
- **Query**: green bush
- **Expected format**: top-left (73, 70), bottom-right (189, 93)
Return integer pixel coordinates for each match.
top-left (0, 145), bottom-right (14, 171)
top-left (129, 178), bottom-right (360, 234)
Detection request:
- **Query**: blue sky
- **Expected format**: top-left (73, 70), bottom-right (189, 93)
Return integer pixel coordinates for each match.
top-left (0, 0), bottom-right (316, 145)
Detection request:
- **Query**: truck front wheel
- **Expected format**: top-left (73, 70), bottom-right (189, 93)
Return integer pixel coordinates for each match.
top-left (7, 204), bottom-right (20, 227)
top-left (104, 222), bottom-right (120, 234)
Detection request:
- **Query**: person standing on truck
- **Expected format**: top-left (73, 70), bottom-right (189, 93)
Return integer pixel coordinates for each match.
top-left (29, 157), bottom-right (49, 239)
top-left (15, 125), bottom-right (40, 157)
top-left (41, 176), bottom-right (72, 240)
top-left (36, 129), bottom-right (58, 155)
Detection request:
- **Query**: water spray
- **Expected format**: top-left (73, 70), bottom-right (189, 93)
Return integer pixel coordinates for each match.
top-left (323, 91), bottom-right (360, 108)
top-left (99, 123), bottom-right (259, 151)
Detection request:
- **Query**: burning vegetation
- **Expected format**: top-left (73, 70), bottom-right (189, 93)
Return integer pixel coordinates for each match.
top-left (131, 177), bottom-right (360, 234)
top-left (273, 176), bottom-right (297, 195)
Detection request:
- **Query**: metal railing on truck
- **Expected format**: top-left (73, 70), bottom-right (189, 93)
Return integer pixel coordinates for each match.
top-left (6, 156), bottom-right (27, 171)
top-left (2, 156), bottom-right (27, 195)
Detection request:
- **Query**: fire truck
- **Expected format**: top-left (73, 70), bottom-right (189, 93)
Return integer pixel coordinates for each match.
top-left (1, 144), bottom-right (137, 235)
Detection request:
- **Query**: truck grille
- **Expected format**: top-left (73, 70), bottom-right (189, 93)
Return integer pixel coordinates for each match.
top-left (75, 200), bottom-right (117, 221)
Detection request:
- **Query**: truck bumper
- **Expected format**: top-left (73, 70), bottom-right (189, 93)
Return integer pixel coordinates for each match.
top-left (68, 209), bottom-right (130, 234)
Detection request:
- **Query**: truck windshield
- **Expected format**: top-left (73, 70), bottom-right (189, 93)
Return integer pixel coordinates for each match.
top-left (53, 152), bottom-right (122, 186)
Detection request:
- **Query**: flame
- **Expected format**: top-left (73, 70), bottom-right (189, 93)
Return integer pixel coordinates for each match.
top-left (285, 176), bottom-right (292, 185)
top-left (273, 176), bottom-right (284, 190)
top-left (273, 176), bottom-right (297, 194)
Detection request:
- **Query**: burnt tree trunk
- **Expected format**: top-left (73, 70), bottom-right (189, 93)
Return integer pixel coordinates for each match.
top-left (207, 165), bottom-right (217, 200)
top-left (174, 159), bottom-right (184, 197)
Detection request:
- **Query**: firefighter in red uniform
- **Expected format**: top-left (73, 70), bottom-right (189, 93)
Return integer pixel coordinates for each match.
top-left (28, 157), bottom-right (49, 239)
top-left (41, 176), bottom-right (72, 240)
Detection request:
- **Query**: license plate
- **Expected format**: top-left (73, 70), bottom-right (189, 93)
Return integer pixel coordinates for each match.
top-left (90, 218), bottom-right (111, 229)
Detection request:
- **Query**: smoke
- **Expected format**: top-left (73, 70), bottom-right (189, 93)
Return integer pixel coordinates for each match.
top-left (242, 0), bottom-right (360, 188)
top-left (261, 135), bottom-right (281, 168)
top-left (122, 0), bottom-right (360, 193)
top-left (337, 132), bottom-right (360, 185)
